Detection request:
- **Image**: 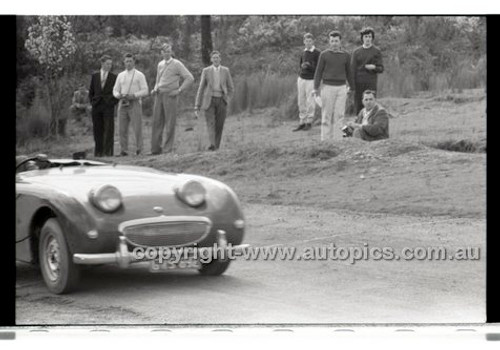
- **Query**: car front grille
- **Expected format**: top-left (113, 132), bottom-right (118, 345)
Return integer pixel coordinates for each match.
top-left (122, 219), bottom-right (211, 247)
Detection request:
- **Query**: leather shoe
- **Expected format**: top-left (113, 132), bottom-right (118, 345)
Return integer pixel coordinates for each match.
top-left (118, 151), bottom-right (128, 157)
top-left (292, 124), bottom-right (305, 132)
top-left (303, 123), bottom-right (312, 131)
top-left (207, 145), bottom-right (216, 151)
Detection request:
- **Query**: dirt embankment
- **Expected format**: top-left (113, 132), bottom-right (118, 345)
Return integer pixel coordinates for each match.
top-left (130, 138), bottom-right (485, 219)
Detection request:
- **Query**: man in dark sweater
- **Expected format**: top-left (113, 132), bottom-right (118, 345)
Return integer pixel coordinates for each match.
top-left (293, 33), bottom-right (321, 132)
top-left (351, 27), bottom-right (384, 114)
top-left (313, 30), bottom-right (353, 141)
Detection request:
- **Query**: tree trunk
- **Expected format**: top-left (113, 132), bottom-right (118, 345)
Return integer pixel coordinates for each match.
top-left (200, 15), bottom-right (213, 66)
top-left (46, 72), bottom-right (65, 139)
top-left (182, 16), bottom-right (195, 58)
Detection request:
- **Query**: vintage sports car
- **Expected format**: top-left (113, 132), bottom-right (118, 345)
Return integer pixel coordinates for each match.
top-left (16, 155), bottom-right (247, 294)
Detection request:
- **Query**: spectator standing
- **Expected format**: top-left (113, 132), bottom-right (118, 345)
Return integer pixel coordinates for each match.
top-left (313, 30), bottom-right (353, 141)
top-left (293, 33), bottom-right (321, 132)
top-left (89, 56), bottom-right (118, 156)
top-left (150, 44), bottom-right (194, 155)
top-left (351, 27), bottom-right (384, 115)
top-left (195, 50), bottom-right (234, 150)
top-left (113, 53), bottom-right (149, 156)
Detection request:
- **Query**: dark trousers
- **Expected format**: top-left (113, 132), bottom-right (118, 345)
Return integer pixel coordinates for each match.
top-left (92, 107), bottom-right (115, 157)
top-left (354, 81), bottom-right (377, 115)
top-left (205, 97), bottom-right (227, 149)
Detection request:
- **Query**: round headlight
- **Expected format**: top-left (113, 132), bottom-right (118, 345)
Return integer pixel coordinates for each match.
top-left (89, 185), bottom-right (123, 213)
top-left (177, 180), bottom-right (206, 207)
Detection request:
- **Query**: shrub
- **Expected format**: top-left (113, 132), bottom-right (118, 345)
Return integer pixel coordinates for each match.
top-left (230, 73), bottom-right (296, 114)
top-left (17, 92), bottom-right (51, 146)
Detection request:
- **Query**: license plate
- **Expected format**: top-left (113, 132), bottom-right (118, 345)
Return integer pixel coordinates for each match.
top-left (149, 259), bottom-right (201, 272)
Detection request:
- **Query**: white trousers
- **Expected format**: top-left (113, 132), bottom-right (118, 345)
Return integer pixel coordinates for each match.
top-left (297, 77), bottom-right (315, 125)
top-left (320, 84), bottom-right (347, 141)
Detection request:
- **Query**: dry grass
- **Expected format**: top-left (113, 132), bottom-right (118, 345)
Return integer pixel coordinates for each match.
top-left (384, 88), bottom-right (486, 146)
top-left (230, 73), bottom-right (296, 114)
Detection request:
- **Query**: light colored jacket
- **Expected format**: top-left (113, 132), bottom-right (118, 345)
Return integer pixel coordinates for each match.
top-left (195, 65), bottom-right (234, 110)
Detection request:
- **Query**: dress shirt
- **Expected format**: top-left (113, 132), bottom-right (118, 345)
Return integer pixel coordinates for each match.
top-left (100, 69), bottom-right (108, 88)
top-left (362, 108), bottom-right (374, 125)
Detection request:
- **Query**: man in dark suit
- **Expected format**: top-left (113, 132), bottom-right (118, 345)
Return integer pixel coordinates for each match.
top-left (194, 50), bottom-right (234, 150)
top-left (89, 55), bottom-right (118, 157)
top-left (346, 90), bottom-right (389, 141)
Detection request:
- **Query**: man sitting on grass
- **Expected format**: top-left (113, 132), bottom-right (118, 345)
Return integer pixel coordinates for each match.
top-left (70, 85), bottom-right (92, 122)
top-left (344, 90), bottom-right (388, 141)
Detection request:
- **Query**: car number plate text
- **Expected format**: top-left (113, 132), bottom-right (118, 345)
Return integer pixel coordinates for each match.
top-left (149, 259), bottom-right (201, 272)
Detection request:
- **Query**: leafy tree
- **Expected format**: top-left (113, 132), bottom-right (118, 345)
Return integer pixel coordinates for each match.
top-left (24, 16), bottom-right (77, 137)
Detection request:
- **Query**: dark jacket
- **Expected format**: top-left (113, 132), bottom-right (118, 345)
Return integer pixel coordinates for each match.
top-left (299, 48), bottom-right (321, 80)
top-left (355, 103), bottom-right (389, 141)
top-left (351, 45), bottom-right (384, 86)
top-left (89, 71), bottom-right (118, 111)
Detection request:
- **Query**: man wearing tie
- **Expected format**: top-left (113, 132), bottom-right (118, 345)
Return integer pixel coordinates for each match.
top-left (88, 55), bottom-right (118, 157)
top-left (195, 51), bottom-right (234, 151)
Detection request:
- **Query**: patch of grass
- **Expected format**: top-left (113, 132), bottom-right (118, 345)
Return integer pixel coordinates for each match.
top-left (387, 89), bottom-right (486, 144)
top-left (230, 73), bottom-right (296, 114)
top-left (305, 145), bottom-right (340, 160)
top-left (432, 93), bottom-right (486, 104)
top-left (428, 139), bottom-right (486, 153)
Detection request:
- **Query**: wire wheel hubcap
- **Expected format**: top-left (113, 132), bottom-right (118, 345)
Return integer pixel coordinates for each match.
top-left (44, 236), bottom-right (61, 282)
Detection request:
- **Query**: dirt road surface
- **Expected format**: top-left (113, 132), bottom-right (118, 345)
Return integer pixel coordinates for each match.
top-left (16, 202), bottom-right (485, 325)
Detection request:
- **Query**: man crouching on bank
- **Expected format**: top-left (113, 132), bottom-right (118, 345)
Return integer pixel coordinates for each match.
top-left (344, 89), bottom-right (389, 141)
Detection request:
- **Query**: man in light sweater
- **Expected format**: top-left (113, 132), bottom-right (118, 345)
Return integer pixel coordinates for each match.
top-left (150, 43), bottom-right (194, 154)
top-left (313, 30), bottom-right (353, 141)
top-left (113, 53), bottom-right (149, 156)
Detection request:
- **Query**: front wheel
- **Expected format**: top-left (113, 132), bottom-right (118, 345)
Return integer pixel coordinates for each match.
top-left (198, 259), bottom-right (231, 276)
top-left (39, 218), bottom-right (80, 294)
